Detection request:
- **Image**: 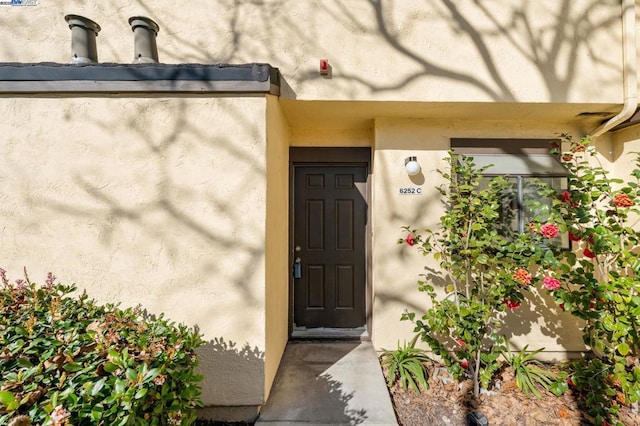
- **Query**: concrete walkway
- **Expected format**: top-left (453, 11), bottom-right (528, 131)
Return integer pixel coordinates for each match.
top-left (256, 341), bottom-right (398, 425)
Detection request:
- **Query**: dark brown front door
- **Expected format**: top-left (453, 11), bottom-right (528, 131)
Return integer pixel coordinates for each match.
top-left (292, 164), bottom-right (367, 329)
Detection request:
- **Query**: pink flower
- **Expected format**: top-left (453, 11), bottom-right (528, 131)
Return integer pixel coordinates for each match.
top-left (14, 279), bottom-right (26, 290)
top-left (51, 405), bottom-right (70, 426)
top-left (583, 248), bottom-right (596, 259)
top-left (0, 268), bottom-right (7, 286)
top-left (460, 360), bottom-right (469, 369)
top-left (153, 374), bottom-right (167, 386)
top-left (542, 276), bottom-right (561, 291)
top-left (540, 223), bottom-right (560, 239)
top-left (405, 234), bottom-right (416, 246)
top-left (456, 339), bottom-right (465, 347)
top-left (168, 410), bottom-right (183, 426)
top-left (46, 272), bottom-right (56, 287)
top-left (504, 299), bottom-right (521, 310)
top-left (561, 191), bottom-right (572, 203)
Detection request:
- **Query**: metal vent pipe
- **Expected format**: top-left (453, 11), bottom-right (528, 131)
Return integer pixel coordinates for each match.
top-left (64, 14), bottom-right (101, 64)
top-left (128, 16), bottom-right (160, 63)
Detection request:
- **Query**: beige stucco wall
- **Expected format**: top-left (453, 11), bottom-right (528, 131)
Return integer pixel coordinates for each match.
top-left (264, 95), bottom-right (290, 400)
top-left (371, 118), bottom-right (589, 359)
top-left (0, 0), bottom-right (627, 103)
top-left (612, 127), bottom-right (640, 179)
top-left (0, 96), bottom-right (269, 408)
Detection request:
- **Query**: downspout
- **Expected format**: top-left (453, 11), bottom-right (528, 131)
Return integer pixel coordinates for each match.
top-left (591, 0), bottom-right (637, 139)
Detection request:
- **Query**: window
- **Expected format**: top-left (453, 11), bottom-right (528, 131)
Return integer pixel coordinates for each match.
top-left (451, 139), bottom-right (570, 247)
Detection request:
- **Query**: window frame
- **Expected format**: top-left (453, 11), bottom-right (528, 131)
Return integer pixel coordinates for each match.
top-left (451, 138), bottom-right (570, 248)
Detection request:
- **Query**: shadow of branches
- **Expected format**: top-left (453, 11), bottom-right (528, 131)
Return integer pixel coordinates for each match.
top-left (0, 0), bottom-right (623, 104)
top-left (258, 342), bottom-right (371, 425)
top-left (30, 98), bottom-right (266, 308)
top-left (297, 0), bottom-right (620, 102)
top-left (196, 336), bottom-right (265, 413)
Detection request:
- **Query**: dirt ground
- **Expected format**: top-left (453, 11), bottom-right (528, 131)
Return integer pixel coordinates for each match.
top-left (386, 363), bottom-right (640, 426)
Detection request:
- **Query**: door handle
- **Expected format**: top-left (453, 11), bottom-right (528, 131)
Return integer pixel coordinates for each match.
top-left (293, 257), bottom-right (302, 279)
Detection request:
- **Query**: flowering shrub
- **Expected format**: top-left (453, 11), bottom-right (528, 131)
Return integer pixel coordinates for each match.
top-left (538, 135), bottom-right (640, 424)
top-left (399, 152), bottom-right (557, 397)
top-left (400, 137), bottom-right (640, 423)
top-left (0, 268), bottom-right (204, 425)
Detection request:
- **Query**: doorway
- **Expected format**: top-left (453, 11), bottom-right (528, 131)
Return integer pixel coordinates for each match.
top-left (289, 148), bottom-right (371, 337)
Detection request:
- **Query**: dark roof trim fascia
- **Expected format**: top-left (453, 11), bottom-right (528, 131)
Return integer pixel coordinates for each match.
top-left (0, 63), bottom-right (281, 95)
top-left (451, 138), bottom-right (558, 154)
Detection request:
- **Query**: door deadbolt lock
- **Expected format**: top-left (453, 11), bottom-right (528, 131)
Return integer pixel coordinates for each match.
top-left (293, 257), bottom-right (302, 279)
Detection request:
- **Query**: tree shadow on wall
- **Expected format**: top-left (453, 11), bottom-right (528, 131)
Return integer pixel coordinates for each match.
top-left (93, 0), bottom-right (620, 105)
top-left (501, 286), bottom-right (585, 357)
top-left (195, 336), bottom-right (265, 424)
top-left (34, 99), bottom-right (266, 311)
top-left (332, 0), bottom-right (620, 103)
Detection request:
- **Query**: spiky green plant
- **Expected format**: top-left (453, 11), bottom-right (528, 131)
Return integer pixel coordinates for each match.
top-left (380, 333), bottom-right (431, 392)
top-left (502, 341), bottom-right (556, 399)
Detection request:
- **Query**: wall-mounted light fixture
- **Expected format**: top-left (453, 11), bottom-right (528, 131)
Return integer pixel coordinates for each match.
top-left (404, 156), bottom-right (421, 176)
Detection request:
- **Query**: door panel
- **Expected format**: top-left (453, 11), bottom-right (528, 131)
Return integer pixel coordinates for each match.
top-left (293, 165), bottom-right (367, 329)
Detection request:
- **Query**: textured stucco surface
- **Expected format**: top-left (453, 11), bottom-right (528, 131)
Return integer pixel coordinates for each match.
top-left (263, 95), bottom-right (290, 400)
top-left (612, 127), bottom-right (640, 179)
top-left (0, 96), bottom-right (268, 407)
top-left (0, 0), bottom-right (627, 103)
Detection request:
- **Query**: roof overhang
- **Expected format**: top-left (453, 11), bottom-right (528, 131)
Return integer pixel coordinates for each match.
top-left (0, 63), bottom-right (281, 95)
top-left (279, 99), bottom-right (621, 130)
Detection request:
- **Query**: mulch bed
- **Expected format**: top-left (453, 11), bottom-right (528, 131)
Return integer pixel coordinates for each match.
top-left (386, 363), bottom-right (640, 425)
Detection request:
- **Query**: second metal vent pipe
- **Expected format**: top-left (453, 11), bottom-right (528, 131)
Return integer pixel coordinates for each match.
top-left (128, 16), bottom-right (160, 63)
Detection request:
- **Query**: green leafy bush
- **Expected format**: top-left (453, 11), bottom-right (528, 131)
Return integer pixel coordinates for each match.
top-left (379, 334), bottom-right (431, 392)
top-left (532, 135), bottom-right (640, 424)
top-left (0, 268), bottom-right (204, 426)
